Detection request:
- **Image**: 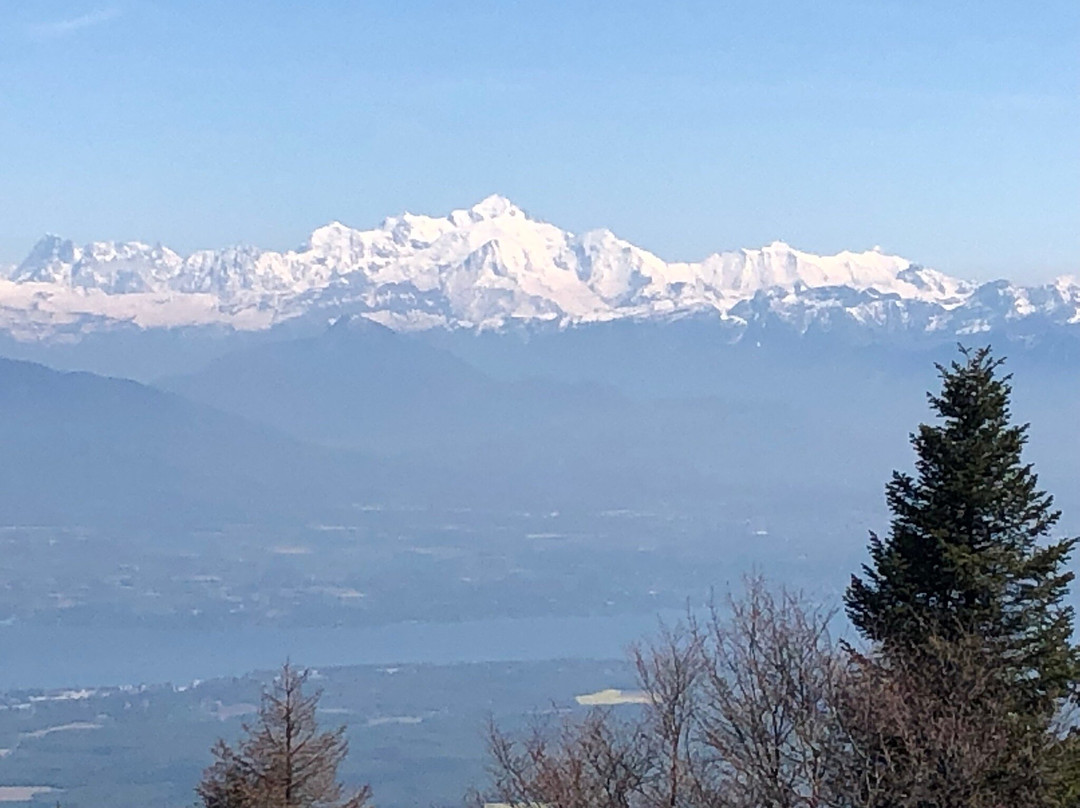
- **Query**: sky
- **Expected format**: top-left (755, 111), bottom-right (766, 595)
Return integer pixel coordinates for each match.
top-left (0, 0), bottom-right (1076, 282)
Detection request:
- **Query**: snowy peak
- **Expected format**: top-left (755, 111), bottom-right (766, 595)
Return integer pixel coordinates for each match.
top-left (460, 193), bottom-right (524, 222)
top-left (0, 196), bottom-right (1076, 341)
top-left (14, 234), bottom-right (81, 283)
top-left (13, 235), bottom-right (184, 292)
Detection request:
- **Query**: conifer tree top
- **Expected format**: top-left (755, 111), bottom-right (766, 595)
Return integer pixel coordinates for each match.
top-left (845, 346), bottom-right (1077, 715)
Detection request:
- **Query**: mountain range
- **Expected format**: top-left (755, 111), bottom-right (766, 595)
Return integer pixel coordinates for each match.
top-left (4, 196), bottom-right (1078, 527)
top-left (3, 195), bottom-right (1077, 343)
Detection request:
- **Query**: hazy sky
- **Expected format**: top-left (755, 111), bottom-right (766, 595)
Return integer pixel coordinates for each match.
top-left (0, 1), bottom-right (1076, 281)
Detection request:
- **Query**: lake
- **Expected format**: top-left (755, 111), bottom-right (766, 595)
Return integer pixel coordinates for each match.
top-left (0, 610), bottom-right (684, 690)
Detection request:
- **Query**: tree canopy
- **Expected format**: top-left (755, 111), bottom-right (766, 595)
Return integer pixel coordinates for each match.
top-left (845, 345), bottom-right (1078, 716)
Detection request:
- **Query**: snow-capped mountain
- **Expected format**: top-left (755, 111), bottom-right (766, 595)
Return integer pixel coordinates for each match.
top-left (2, 195), bottom-right (1077, 342)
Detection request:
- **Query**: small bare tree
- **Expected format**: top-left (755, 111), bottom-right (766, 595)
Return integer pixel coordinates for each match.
top-left (200, 739), bottom-right (254, 808)
top-left (197, 663), bottom-right (372, 808)
top-left (483, 709), bottom-right (655, 808)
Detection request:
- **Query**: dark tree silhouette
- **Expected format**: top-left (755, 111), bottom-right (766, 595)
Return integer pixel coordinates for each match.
top-left (845, 346), bottom-right (1078, 718)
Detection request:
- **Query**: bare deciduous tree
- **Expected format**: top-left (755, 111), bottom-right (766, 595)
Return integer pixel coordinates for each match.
top-left (481, 577), bottom-right (1071, 808)
top-left (197, 663), bottom-right (372, 808)
top-left (693, 579), bottom-right (845, 808)
top-left (483, 709), bottom-right (654, 808)
top-left (633, 622), bottom-right (706, 808)
top-left (200, 739), bottom-right (254, 808)
top-left (482, 580), bottom-right (846, 808)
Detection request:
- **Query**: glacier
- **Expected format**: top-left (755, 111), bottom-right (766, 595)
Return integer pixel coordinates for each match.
top-left (2, 195), bottom-right (1077, 342)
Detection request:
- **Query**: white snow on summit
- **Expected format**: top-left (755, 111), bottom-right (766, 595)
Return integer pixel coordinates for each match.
top-left (1, 195), bottom-right (1076, 340)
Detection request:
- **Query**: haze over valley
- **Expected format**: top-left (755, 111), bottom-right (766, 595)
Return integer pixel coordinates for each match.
top-left (1, 1), bottom-right (1075, 802)
top-left (2, 201), bottom-right (1077, 684)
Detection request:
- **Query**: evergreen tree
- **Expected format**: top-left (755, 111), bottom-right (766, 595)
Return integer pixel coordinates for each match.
top-left (845, 346), bottom-right (1078, 717)
top-left (197, 663), bottom-right (371, 808)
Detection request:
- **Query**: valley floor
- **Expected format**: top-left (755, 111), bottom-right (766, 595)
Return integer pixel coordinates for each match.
top-left (0, 658), bottom-right (638, 808)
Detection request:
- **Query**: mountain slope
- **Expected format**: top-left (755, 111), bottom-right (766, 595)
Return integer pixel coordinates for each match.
top-left (0, 358), bottom-right (390, 525)
top-left (164, 318), bottom-right (780, 508)
top-left (161, 318), bottom-right (960, 518)
top-left (162, 315), bottom-right (494, 452)
top-left (3, 196), bottom-right (1077, 342)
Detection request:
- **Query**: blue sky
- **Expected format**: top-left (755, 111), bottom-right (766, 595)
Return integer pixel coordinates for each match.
top-left (0, 1), bottom-right (1076, 281)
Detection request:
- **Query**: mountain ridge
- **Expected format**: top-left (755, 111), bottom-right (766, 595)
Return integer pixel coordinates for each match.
top-left (3, 195), bottom-right (1078, 342)
top-left (0, 354), bottom-right (396, 526)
